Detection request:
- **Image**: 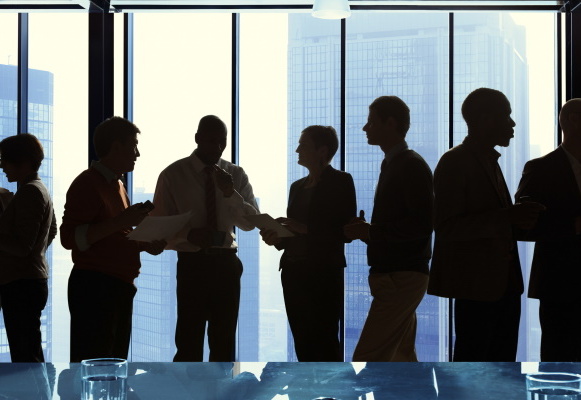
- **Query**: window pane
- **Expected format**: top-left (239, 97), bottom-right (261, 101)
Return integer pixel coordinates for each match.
top-left (346, 12), bottom-right (450, 361)
top-left (0, 14), bottom-right (19, 361)
top-left (131, 13), bottom-right (232, 361)
top-left (239, 13), bottom-right (341, 361)
top-left (28, 13), bottom-right (89, 362)
top-left (453, 12), bottom-right (556, 361)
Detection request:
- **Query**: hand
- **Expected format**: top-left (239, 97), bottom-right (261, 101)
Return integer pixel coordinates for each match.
top-left (119, 203), bottom-right (150, 228)
top-left (508, 201), bottom-right (546, 230)
top-left (143, 240), bottom-right (167, 255)
top-left (213, 166), bottom-right (235, 197)
top-left (187, 228), bottom-right (212, 248)
top-left (260, 229), bottom-right (281, 246)
top-left (277, 218), bottom-right (307, 235)
top-left (343, 220), bottom-right (370, 240)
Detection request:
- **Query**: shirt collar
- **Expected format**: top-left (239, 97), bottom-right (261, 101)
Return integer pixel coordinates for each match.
top-left (561, 145), bottom-right (581, 168)
top-left (190, 150), bottom-right (223, 173)
top-left (463, 135), bottom-right (501, 161)
top-left (383, 140), bottom-right (408, 168)
top-left (91, 160), bottom-right (119, 184)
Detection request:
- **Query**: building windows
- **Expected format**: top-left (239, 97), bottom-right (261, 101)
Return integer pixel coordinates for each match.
top-left (0, 9), bottom-right (559, 362)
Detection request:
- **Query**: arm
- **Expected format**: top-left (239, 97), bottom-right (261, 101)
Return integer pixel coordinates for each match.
top-left (47, 210), bottom-right (57, 247)
top-left (369, 159), bottom-right (433, 243)
top-left (434, 153), bottom-right (512, 241)
top-left (0, 184), bottom-right (50, 257)
top-left (221, 166), bottom-right (259, 231)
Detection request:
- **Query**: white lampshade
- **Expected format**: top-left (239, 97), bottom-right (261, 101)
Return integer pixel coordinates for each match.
top-left (312, 0), bottom-right (351, 19)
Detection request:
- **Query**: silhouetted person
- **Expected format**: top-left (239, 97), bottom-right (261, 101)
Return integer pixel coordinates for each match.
top-left (257, 362), bottom-right (358, 400)
top-left (151, 115), bottom-right (259, 361)
top-left (428, 88), bottom-right (544, 361)
top-left (260, 125), bottom-right (356, 361)
top-left (516, 98), bottom-right (581, 361)
top-left (344, 96), bottom-right (433, 361)
top-left (0, 133), bottom-right (56, 362)
top-left (61, 117), bottom-right (165, 362)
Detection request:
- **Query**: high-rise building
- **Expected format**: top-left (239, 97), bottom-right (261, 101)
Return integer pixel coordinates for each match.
top-left (287, 12), bottom-right (531, 361)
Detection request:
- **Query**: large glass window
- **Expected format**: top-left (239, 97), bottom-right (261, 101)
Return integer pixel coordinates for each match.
top-left (453, 12), bottom-right (557, 361)
top-left (27, 13), bottom-right (88, 362)
top-left (345, 12), bottom-right (450, 361)
top-left (238, 13), bottom-right (341, 361)
top-left (131, 13), bottom-right (232, 361)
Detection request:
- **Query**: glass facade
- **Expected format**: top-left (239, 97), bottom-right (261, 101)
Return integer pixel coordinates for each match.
top-left (0, 10), bottom-right (558, 362)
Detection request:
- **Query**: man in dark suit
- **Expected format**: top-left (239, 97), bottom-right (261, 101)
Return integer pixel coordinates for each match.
top-left (428, 88), bottom-right (544, 361)
top-left (344, 95), bottom-right (433, 361)
top-left (515, 98), bottom-right (581, 361)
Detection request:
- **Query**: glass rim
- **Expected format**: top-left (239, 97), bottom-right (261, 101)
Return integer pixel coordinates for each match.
top-left (526, 372), bottom-right (581, 383)
top-left (81, 358), bottom-right (127, 366)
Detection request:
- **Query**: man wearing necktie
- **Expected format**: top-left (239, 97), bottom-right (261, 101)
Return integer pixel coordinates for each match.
top-left (152, 115), bottom-right (259, 361)
top-left (428, 88), bottom-right (545, 361)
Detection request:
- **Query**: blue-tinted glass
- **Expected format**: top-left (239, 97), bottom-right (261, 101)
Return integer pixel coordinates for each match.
top-left (345, 13), bottom-right (450, 361)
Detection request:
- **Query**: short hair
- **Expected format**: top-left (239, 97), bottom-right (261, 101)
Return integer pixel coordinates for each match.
top-left (369, 96), bottom-right (411, 136)
top-left (302, 125), bottom-right (339, 162)
top-left (461, 88), bottom-right (509, 132)
top-left (197, 115), bottom-right (227, 136)
top-left (559, 98), bottom-right (581, 136)
top-left (0, 133), bottom-right (44, 172)
top-left (93, 116), bottom-right (140, 159)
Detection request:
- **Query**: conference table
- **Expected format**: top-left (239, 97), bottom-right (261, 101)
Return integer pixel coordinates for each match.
top-left (0, 361), bottom-right (576, 400)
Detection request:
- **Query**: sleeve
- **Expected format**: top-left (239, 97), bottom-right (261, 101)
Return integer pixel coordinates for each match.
top-left (221, 166), bottom-right (259, 231)
top-left (151, 171), bottom-right (188, 248)
top-left (369, 158), bottom-right (434, 242)
top-left (60, 176), bottom-right (102, 251)
top-left (434, 153), bottom-right (512, 241)
top-left (0, 184), bottom-right (50, 257)
top-left (47, 210), bottom-right (57, 247)
top-left (515, 159), bottom-right (577, 241)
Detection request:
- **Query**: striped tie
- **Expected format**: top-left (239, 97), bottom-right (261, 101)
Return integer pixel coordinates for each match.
top-left (204, 166), bottom-right (218, 230)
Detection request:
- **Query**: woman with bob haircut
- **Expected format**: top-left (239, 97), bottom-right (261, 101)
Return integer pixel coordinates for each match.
top-left (260, 125), bottom-right (357, 361)
top-left (0, 133), bottom-right (56, 362)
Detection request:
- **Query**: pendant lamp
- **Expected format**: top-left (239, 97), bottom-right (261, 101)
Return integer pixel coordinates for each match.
top-left (312, 0), bottom-right (351, 19)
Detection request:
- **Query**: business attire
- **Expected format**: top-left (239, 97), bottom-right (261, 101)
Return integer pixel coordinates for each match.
top-left (428, 135), bottom-right (523, 361)
top-left (275, 165), bottom-right (356, 361)
top-left (61, 161), bottom-right (142, 362)
top-left (353, 141), bottom-right (433, 362)
top-left (0, 173), bottom-right (56, 362)
top-left (152, 151), bottom-right (259, 361)
top-left (516, 145), bottom-right (581, 361)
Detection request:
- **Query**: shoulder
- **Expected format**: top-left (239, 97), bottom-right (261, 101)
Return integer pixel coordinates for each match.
top-left (394, 150), bottom-right (433, 177)
top-left (69, 168), bottom-right (102, 191)
top-left (159, 156), bottom-right (192, 176)
top-left (323, 166), bottom-right (353, 182)
top-left (527, 147), bottom-right (564, 169)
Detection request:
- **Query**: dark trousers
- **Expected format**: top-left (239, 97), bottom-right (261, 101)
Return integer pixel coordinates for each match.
top-left (281, 260), bottom-right (343, 361)
top-left (0, 278), bottom-right (48, 362)
top-left (68, 269), bottom-right (136, 363)
top-left (174, 251), bottom-right (242, 362)
top-left (453, 293), bottom-right (521, 361)
top-left (539, 297), bottom-right (581, 361)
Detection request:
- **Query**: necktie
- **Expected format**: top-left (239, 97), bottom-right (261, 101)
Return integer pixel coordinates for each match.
top-left (204, 166), bottom-right (217, 230)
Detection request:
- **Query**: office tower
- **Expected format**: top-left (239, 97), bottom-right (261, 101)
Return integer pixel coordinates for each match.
top-left (287, 13), bottom-right (530, 361)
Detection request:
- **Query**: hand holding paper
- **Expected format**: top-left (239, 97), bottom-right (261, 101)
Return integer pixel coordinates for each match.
top-left (127, 211), bottom-right (193, 242)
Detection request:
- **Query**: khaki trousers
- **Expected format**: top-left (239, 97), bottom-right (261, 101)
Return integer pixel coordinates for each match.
top-left (353, 271), bottom-right (428, 361)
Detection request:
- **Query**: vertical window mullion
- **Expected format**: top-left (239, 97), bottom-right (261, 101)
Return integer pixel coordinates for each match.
top-left (18, 12), bottom-right (28, 136)
top-left (448, 11), bottom-right (454, 362)
top-left (232, 13), bottom-right (240, 165)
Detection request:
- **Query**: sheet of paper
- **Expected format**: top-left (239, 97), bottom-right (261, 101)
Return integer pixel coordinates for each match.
top-left (127, 211), bottom-right (193, 242)
top-left (244, 213), bottom-right (295, 237)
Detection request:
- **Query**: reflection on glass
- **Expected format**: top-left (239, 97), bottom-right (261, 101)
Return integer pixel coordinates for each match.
top-left (453, 12), bottom-right (556, 361)
top-left (131, 13), bottom-right (231, 361)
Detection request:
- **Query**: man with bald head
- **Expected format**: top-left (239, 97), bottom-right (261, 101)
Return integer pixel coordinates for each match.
top-left (516, 98), bottom-right (581, 361)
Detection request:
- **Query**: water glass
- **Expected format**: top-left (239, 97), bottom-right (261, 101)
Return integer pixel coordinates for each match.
top-left (527, 373), bottom-right (581, 400)
top-left (81, 358), bottom-right (128, 400)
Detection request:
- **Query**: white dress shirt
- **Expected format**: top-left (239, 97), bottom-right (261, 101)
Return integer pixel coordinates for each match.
top-left (152, 151), bottom-right (259, 251)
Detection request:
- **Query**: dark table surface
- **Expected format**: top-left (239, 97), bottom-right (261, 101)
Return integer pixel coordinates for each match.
top-left (0, 361), bottom-right (578, 400)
